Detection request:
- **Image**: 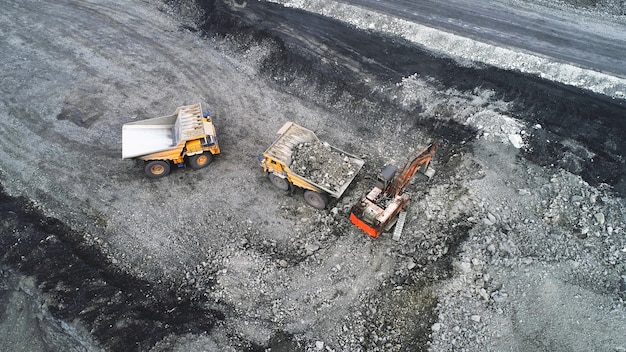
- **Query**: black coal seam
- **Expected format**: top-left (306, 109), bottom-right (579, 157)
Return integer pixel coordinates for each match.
top-left (191, 0), bottom-right (626, 195)
top-left (0, 186), bottom-right (223, 352)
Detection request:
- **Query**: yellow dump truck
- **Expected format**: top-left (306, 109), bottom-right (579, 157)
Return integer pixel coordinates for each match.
top-left (122, 103), bottom-right (220, 178)
top-left (259, 122), bottom-right (364, 209)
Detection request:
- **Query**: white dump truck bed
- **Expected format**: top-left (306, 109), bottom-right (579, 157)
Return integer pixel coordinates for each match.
top-left (122, 103), bottom-right (208, 159)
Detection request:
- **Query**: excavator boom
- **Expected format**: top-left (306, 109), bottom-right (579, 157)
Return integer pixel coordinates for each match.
top-left (390, 142), bottom-right (437, 197)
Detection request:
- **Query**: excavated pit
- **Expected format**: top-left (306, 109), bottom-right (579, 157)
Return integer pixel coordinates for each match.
top-left (1, 0), bottom-right (625, 351)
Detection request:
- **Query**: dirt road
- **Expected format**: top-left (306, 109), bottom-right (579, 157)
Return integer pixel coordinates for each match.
top-left (336, 0), bottom-right (626, 78)
top-left (1, 0), bottom-right (625, 351)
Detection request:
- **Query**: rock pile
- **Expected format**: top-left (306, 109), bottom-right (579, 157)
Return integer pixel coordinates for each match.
top-left (290, 140), bottom-right (359, 192)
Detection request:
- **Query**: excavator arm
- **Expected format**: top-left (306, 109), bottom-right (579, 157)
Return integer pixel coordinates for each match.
top-left (389, 142), bottom-right (437, 197)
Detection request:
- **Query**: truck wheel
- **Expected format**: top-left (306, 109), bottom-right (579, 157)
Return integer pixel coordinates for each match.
top-left (268, 173), bottom-right (290, 191)
top-left (145, 160), bottom-right (170, 178)
top-left (303, 190), bottom-right (328, 210)
top-left (189, 153), bottom-right (213, 169)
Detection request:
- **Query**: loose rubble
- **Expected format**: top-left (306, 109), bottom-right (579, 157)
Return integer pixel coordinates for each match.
top-left (291, 140), bottom-right (359, 192)
top-left (0, 0), bottom-right (624, 352)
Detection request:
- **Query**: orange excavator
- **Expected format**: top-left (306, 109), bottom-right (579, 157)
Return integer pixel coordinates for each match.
top-left (350, 142), bottom-right (437, 238)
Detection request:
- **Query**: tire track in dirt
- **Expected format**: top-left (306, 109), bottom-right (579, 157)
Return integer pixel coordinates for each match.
top-left (0, 2), bottom-right (236, 350)
top-left (2, 0), bottom-right (624, 350)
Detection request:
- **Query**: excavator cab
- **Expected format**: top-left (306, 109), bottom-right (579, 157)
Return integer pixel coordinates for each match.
top-left (375, 164), bottom-right (398, 191)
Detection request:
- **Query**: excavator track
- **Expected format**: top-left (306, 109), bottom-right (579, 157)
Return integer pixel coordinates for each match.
top-left (392, 211), bottom-right (407, 241)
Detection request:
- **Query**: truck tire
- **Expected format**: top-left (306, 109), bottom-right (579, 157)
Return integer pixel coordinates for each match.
top-left (303, 190), bottom-right (328, 210)
top-left (145, 160), bottom-right (170, 178)
top-left (268, 173), bottom-right (290, 191)
top-left (189, 152), bottom-right (213, 169)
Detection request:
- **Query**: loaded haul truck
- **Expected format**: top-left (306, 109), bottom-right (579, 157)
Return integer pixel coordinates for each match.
top-left (259, 122), bottom-right (364, 209)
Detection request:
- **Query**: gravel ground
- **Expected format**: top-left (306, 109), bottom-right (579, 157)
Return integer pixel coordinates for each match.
top-left (0, 0), bottom-right (625, 351)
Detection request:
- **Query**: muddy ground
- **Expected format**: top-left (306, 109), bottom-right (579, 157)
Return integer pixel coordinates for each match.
top-left (1, 0), bottom-right (625, 351)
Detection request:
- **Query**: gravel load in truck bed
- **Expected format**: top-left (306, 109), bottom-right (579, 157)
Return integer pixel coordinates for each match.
top-left (290, 140), bottom-right (359, 192)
